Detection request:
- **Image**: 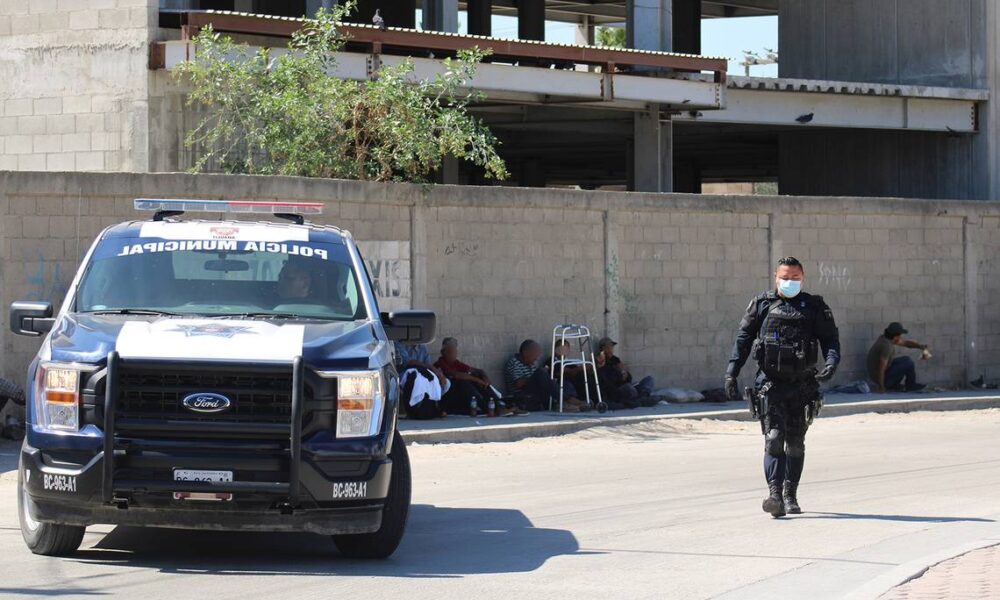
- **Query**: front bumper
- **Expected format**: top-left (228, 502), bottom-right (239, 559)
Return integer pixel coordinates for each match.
top-left (21, 442), bottom-right (393, 535)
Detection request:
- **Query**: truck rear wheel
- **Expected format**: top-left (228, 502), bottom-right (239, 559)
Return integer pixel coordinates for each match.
top-left (18, 456), bottom-right (85, 556)
top-left (332, 430), bottom-right (411, 559)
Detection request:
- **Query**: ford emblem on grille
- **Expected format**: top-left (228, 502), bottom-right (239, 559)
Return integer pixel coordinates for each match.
top-left (182, 393), bottom-right (232, 413)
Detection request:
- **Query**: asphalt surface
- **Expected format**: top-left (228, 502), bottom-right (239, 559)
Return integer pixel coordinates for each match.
top-left (397, 390), bottom-right (1000, 443)
top-left (1, 409), bottom-right (999, 599)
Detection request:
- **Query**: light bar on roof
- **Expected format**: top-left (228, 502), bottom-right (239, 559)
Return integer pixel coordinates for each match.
top-left (133, 198), bottom-right (324, 215)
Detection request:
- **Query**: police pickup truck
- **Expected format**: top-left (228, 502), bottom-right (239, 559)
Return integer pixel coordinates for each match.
top-left (9, 199), bottom-right (434, 559)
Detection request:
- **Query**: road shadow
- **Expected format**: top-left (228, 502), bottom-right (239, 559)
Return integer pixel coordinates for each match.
top-left (68, 504), bottom-right (581, 578)
top-left (0, 439), bottom-right (19, 475)
top-left (796, 512), bottom-right (996, 523)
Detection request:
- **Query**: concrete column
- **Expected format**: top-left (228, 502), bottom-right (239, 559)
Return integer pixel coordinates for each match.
top-left (976, 0), bottom-right (1000, 199)
top-left (626, 0), bottom-right (671, 51)
top-left (575, 15), bottom-right (594, 46)
top-left (671, 0), bottom-right (700, 54)
top-left (468, 0), bottom-right (492, 36)
top-left (422, 0), bottom-right (458, 32)
top-left (632, 107), bottom-right (672, 192)
top-left (518, 0), bottom-right (545, 41)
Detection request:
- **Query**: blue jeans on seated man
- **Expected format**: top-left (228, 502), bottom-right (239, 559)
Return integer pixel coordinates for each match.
top-left (885, 356), bottom-right (919, 391)
top-left (619, 376), bottom-right (656, 400)
top-left (514, 368), bottom-right (576, 411)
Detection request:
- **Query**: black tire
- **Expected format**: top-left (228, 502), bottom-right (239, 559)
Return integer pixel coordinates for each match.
top-left (18, 456), bottom-right (85, 556)
top-left (332, 430), bottom-right (411, 559)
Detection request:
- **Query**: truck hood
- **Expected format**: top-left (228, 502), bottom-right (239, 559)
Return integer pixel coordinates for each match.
top-left (47, 314), bottom-right (385, 370)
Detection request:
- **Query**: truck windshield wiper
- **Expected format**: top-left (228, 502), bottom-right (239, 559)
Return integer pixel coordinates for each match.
top-left (212, 312), bottom-right (351, 321)
top-left (212, 312), bottom-right (307, 320)
top-left (88, 309), bottom-right (180, 316)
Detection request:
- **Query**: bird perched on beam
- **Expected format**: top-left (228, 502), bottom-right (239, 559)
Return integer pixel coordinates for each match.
top-left (373, 8), bottom-right (386, 31)
top-left (795, 112), bottom-right (814, 124)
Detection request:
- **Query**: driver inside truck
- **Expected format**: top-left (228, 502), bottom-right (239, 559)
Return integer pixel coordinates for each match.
top-left (276, 260), bottom-right (313, 302)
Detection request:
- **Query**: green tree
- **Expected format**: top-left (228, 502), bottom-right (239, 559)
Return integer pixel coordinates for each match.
top-left (174, 3), bottom-right (508, 182)
top-left (595, 26), bottom-right (626, 48)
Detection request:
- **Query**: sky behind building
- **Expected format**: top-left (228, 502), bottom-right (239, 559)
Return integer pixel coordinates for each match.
top-left (449, 14), bottom-right (780, 78)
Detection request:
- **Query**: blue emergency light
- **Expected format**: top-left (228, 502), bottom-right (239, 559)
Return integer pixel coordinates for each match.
top-left (134, 198), bottom-right (324, 215)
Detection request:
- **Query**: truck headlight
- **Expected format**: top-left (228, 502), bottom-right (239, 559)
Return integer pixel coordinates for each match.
top-left (336, 371), bottom-right (383, 438)
top-left (34, 363), bottom-right (81, 432)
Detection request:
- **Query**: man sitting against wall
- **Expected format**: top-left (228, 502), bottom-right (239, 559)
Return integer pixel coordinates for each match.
top-left (866, 322), bottom-right (930, 393)
top-left (596, 337), bottom-right (656, 409)
top-left (434, 337), bottom-right (505, 416)
top-left (504, 340), bottom-right (577, 413)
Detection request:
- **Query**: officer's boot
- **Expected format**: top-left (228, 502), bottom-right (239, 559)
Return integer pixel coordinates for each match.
top-left (783, 480), bottom-right (802, 514)
top-left (762, 481), bottom-right (786, 518)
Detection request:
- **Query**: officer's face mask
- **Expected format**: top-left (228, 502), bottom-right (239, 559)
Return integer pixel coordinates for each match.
top-left (777, 278), bottom-right (802, 298)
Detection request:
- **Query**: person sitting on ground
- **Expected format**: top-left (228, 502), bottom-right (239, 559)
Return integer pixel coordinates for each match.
top-left (395, 341), bottom-right (449, 419)
top-left (504, 340), bottom-right (578, 413)
top-left (596, 337), bottom-right (656, 409)
top-left (434, 337), bottom-right (505, 416)
top-left (544, 340), bottom-right (590, 412)
top-left (866, 322), bottom-right (930, 393)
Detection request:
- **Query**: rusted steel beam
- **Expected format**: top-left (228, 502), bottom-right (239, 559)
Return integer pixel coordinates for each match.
top-left (178, 11), bottom-right (727, 74)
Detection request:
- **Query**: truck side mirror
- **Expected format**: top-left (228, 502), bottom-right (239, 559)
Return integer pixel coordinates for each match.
top-left (10, 301), bottom-right (55, 337)
top-left (381, 310), bottom-right (436, 344)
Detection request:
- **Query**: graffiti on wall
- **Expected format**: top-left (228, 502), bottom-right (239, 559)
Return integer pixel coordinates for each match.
top-left (356, 241), bottom-right (410, 312)
top-left (25, 253), bottom-right (65, 302)
top-left (817, 262), bottom-right (852, 291)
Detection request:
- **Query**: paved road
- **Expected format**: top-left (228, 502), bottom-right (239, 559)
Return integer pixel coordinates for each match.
top-left (1, 410), bottom-right (998, 600)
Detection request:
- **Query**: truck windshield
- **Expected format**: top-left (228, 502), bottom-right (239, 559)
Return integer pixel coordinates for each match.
top-left (76, 236), bottom-right (367, 321)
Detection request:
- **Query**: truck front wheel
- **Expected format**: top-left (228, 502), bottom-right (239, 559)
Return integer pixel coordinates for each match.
top-left (18, 456), bottom-right (85, 556)
top-left (332, 430), bottom-right (411, 559)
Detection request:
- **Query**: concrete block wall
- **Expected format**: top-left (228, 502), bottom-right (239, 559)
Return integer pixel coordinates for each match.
top-left (2, 171), bottom-right (1000, 395)
top-left (771, 212), bottom-right (966, 385)
top-left (613, 210), bottom-right (771, 390)
top-left (0, 0), bottom-right (155, 172)
top-left (423, 204), bottom-right (606, 376)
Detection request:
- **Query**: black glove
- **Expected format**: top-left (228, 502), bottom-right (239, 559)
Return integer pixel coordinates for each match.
top-left (815, 364), bottom-right (836, 382)
top-left (725, 376), bottom-right (740, 402)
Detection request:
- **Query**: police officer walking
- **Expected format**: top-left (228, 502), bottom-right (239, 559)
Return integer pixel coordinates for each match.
top-left (725, 257), bottom-right (841, 518)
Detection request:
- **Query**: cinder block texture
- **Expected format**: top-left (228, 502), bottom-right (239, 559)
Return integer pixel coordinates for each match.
top-left (1, 172), bottom-right (998, 395)
top-left (0, 1), bottom-right (153, 172)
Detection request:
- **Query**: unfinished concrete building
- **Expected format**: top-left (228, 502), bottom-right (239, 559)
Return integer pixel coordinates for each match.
top-left (0, 1), bottom-right (995, 199)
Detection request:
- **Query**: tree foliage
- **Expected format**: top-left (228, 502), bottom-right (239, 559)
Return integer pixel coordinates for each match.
top-left (174, 3), bottom-right (508, 182)
top-left (596, 26), bottom-right (626, 48)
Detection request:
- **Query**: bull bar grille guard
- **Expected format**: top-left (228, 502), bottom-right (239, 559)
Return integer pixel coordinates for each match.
top-left (101, 352), bottom-right (305, 506)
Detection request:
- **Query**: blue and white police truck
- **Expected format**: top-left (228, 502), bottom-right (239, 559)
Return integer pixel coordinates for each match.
top-left (10, 199), bottom-right (434, 558)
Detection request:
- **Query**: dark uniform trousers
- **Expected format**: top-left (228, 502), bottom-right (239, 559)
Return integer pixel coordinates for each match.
top-left (758, 375), bottom-right (819, 485)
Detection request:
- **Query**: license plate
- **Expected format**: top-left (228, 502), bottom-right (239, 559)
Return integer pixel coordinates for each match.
top-left (173, 469), bottom-right (233, 501)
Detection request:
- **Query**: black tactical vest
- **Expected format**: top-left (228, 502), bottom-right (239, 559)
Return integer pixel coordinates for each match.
top-left (753, 294), bottom-right (819, 380)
